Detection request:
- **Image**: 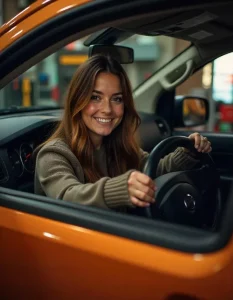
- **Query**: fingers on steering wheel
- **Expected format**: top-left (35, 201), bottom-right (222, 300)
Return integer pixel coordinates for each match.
top-left (203, 140), bottom-right (212, 153)
top-left (198, 135), bottom-right (205, 151)
top-left (199, 136), bottom-right (209, 152)
top-left (191, 133), bottom-right (201, 149)
top-left (133, 189), bottom-right (155, 203)
top-left (131, 196), bottom-right (150, 207)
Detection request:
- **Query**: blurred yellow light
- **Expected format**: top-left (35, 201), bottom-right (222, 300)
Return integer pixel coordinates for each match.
top-left (59, 55), bottom-right (88, 65)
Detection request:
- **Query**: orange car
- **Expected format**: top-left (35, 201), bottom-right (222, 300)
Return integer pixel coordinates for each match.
top-left (1, 0), bottom-right (233, 299)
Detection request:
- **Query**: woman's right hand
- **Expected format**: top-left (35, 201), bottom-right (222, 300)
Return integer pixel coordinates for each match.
top-left (128, 171), bottom-right (156, 207)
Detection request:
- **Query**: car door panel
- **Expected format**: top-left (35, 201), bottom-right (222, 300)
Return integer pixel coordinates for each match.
top-left (1, 197), bottom-right (233, 300)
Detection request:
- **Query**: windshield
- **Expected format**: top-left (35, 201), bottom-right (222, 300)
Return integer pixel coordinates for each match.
top-left (0, 35), bottom-right (190, 113)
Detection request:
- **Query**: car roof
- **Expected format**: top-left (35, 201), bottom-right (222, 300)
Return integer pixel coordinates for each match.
top-left (1, 0), bottom-right (232, 43)
top-left (1, 0), bottom-right (233, 87)
top-left (85, 1), bottom-right (233, 48)
top-left (0, 0), bottom-right (91, 49)
top-left (0, 0), bottom-right (54, 38)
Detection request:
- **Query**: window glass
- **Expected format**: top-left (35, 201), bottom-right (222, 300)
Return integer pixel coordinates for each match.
top-left (0, 34), bottom-right (190, 112)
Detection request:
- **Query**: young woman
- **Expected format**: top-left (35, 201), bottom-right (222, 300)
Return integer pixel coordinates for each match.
top-left (34, 55), bottom-right (211, 211)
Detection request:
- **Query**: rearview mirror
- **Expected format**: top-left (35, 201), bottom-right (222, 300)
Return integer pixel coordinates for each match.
top-left (174, 96), bottom-right (209, 128)
top-left (88, 44), bottom-right (134, 64)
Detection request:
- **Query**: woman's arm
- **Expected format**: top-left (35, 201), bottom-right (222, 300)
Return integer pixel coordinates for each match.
top-left (35, 145), bottom-right (134, 209)
top-left (139, 147), bottom-right (198, 177)
top-left (139, 133), bottom-right (211, 178)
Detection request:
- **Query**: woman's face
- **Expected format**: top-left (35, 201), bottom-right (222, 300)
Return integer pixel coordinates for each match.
top-left (82, 72), bottom-right (124, 148)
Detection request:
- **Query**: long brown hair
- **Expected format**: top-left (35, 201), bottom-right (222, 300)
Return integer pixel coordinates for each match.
top-left (39, 54), bottom-right (141, 182)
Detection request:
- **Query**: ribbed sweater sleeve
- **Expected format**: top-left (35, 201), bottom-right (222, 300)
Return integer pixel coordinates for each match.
top-left (35, 140), bottom-right (134, 209)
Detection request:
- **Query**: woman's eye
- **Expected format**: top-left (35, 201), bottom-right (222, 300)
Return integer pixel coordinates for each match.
top-left (90, 95), bottom-right (100, 101)
top-left (112, 97), bottom-right (123, 103)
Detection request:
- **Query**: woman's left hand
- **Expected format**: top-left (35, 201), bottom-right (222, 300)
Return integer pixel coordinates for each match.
top-left (188, 132), bottom-right (212, 153)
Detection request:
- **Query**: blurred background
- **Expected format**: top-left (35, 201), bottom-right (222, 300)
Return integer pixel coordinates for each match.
top-left (1, 0), bottom-right (233, 133)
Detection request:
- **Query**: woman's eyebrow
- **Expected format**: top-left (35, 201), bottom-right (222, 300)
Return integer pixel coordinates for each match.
top-left (93, 90), bottom-right (123, 96)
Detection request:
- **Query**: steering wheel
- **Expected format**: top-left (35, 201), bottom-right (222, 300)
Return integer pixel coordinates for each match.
top-left (141, 136), bottom-right (221, 230)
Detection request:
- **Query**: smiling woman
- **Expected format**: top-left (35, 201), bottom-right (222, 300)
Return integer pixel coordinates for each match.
top-left (34, 54), bottom-right (211, 211)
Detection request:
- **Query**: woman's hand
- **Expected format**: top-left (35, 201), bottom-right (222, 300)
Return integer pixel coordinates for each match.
top-left (188, 132), bottom-right (212, 153)
top-left (128, 171), bottom-right (156, 207)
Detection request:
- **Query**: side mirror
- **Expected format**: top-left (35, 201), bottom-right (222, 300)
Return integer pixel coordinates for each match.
top-left (88, 44), bottom-right (134, 64)
top-left (174, 95), bottom-right (209, 128)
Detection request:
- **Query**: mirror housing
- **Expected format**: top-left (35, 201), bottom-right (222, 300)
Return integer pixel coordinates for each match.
top-left (174, 95), bottom-right (209, 128)
top-left (88, 44), bottom-right (134, 64)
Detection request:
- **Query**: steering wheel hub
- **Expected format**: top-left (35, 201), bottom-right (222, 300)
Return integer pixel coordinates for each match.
top-left (184, 193), bottom-right (196, 212)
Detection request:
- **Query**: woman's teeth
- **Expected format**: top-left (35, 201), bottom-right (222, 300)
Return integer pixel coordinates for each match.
top-left (95, 118), bottom-right (112, 123)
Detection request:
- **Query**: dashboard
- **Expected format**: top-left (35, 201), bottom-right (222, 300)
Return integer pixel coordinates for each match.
top-left (0, 109), bottom-right (170, 193)
top-left (0, 110), bottom-right (61, 192)
top-left (8, 142), bottom-right (34, 177)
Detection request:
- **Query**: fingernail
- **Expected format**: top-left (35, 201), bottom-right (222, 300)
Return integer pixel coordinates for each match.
top-left (145, 203), bottom-right (150, 207)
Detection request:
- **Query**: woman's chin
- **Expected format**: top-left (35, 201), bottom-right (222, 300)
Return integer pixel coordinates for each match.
top-left (89, 127), bottom-right (115, 139)
top-left (98, 130), bottom-right (113, 137)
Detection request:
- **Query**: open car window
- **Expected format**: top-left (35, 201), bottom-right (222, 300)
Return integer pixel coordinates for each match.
top-left (0, 34), bottom-right (190, 113)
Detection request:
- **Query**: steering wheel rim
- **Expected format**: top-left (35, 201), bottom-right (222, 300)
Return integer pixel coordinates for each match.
top-left (141, 136), bottom-right (221, 229)
top-left (143, 136), bottom-right (215, 178)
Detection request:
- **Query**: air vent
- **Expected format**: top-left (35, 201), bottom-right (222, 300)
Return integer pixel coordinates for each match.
top-left (155, 119), bottom-right (170, 137)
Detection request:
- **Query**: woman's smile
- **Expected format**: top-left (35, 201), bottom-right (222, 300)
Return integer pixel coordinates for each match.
top-left (94, 117), bottom-right (113, 124)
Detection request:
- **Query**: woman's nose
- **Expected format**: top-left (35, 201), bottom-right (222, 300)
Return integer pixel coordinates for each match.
top-left (101, 100), bottom-right (112, 113)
